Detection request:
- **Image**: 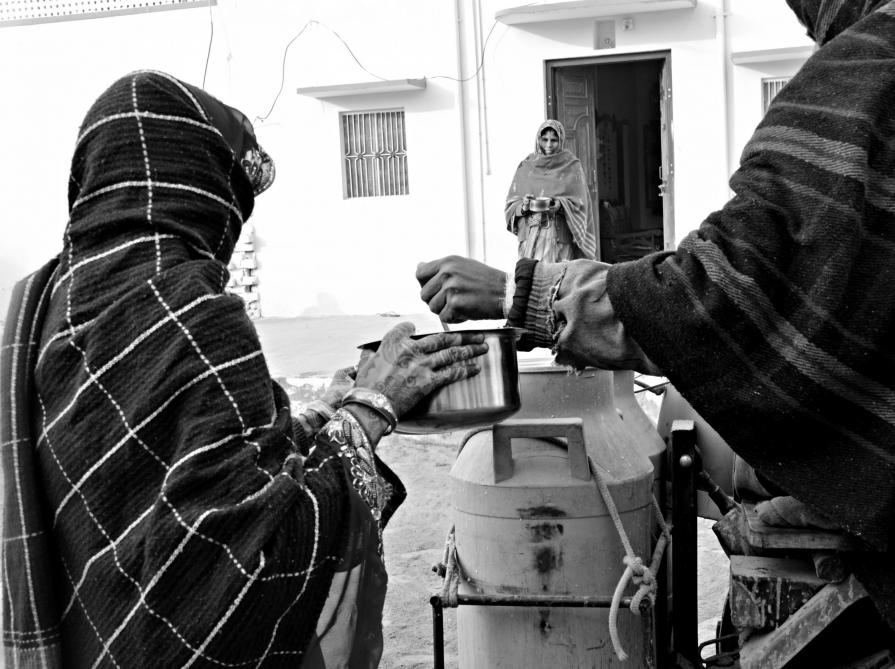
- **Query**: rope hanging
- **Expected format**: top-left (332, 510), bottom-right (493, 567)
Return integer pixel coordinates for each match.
top-left (435, 524), bottom-right (461, 608)
top-left (589, 456), bottom-right (672, 661)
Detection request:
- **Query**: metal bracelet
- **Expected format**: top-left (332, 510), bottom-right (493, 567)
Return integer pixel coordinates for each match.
top-left (342, 387), bottom-right (398, 434)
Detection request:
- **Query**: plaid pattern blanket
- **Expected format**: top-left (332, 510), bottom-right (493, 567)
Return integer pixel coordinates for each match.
top-left (1, 71), bottom-right (358, 667)
top-left (607, 2), bottom-right (895, 625)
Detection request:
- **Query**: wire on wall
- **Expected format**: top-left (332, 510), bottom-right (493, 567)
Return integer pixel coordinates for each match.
top-left (244, 16), bottom-right (501, 124)
top-left (202, 1), bottom-right (214, 88)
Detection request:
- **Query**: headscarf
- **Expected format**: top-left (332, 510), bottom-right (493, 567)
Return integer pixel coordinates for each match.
top-left (505, 120), bottom-right (597, 259)
top-left (533, 118), bottom-right (566, 154)
top-left (785, 0), bottom-right (889, 44)
top-left (607, 0), bottom-right (895, 628)
top-left (183, 82), bottom-right (275, 196)
top-left (1, 71), bottom-right (352, 667)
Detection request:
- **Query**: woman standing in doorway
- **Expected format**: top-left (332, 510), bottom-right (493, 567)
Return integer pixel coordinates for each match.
top-left (505, 119), bottom-right (596, 261)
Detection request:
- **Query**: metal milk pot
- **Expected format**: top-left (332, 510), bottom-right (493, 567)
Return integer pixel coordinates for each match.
top-left (449, 359), bottom-right (657, 667)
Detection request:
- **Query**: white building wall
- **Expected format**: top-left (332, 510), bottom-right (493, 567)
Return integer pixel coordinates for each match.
top-left (471, 0), bottom-right (813, 273)
top-left (0, 0), bottom-right (814, 320)
top-left (0, 0), bottom-right (467, 319)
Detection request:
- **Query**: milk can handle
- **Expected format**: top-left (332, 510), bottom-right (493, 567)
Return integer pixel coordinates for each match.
top-left (492, 417), bottom-right (589, 483)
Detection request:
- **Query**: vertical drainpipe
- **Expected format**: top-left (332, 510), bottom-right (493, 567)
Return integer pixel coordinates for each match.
top-left (454, 0), bottom-right (478, 259)
top-left (718, 0), bottom-right (732, 198)
top-left (473, 0), bottom-right (491, 262)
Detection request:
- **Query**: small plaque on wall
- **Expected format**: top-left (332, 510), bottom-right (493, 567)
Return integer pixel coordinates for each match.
top-left (594, 20), bottom-right (615, 49)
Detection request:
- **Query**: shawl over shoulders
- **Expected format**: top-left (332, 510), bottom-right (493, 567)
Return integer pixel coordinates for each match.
top-left (505, 149), bottom-right (596, 259)
top-left (606, 3), bottom-right (895, 626)
top-left (0, 70), bottom-right (402, 668)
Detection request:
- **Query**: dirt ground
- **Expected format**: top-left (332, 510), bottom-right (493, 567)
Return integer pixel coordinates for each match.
top-left (261, 315), bottom-right (729, 669)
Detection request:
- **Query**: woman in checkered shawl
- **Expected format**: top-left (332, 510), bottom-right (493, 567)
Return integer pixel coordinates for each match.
top-left (0, 70), bottom-right (487, 668)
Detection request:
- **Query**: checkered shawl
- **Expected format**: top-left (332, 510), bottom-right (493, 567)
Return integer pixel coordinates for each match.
top-left (607, 2), bottom-right (895, 624)
top-left (1, 71), bottom-right (354, 667)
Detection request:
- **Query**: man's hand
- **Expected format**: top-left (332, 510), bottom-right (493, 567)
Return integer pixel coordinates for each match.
top-left (416, 255), bottom-right (507, 323)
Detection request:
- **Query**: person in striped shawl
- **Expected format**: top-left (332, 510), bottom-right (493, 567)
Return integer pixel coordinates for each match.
top-left (418, 0), bottom-right (895, 644)
top-left (0, 70), bottom-right (488, 667)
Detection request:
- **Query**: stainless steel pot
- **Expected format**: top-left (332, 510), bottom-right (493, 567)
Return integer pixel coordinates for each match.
top-left (359, 328), bottom-right (523, 434)
top-left (529, 196), bottom-right (553, 212)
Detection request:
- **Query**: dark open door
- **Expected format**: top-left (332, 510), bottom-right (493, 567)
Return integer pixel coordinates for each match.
top-left (554, 67), bottom-right (600, 260)
top-left (548, 52), bottom-right (673, 263)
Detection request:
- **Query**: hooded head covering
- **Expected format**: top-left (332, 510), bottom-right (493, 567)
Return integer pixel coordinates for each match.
top-left (182, 82), bottom-right (275, 197)
top-left (534, 119), bottom-right (566, 154)
top-left (62, 70), bottom-right (276, 325)
top-left (506, 119), bottom-right (597, 259)
top-left (785, 0), bottom-right (889, 44)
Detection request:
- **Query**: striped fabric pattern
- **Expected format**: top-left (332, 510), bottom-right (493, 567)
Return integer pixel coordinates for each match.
top-left (1, 71), bottom-right (354, 667)
top-left (786, 0), bottom-right (890, 45)
top-left (607, 1), bottom-right (895, 625)
top-left (2, 261), bottom-right (64, 668)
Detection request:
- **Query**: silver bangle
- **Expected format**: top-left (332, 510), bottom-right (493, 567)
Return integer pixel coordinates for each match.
top-left (341, 387), bottom-right (398, 435)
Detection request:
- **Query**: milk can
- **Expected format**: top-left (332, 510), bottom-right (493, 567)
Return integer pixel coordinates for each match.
top-left (450, 359), bottom-right (657, 667)
top-left (613, 370), bottom-right (666, 488)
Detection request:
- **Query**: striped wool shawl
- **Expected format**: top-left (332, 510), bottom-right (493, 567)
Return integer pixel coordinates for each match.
top-left (607, 1), bottom-right (895, 625)
top-left (1, 71), bottom-right (354, 667)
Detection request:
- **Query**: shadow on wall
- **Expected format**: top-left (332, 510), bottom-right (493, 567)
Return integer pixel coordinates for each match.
top-left (300, 292), bottom-right (345, 317)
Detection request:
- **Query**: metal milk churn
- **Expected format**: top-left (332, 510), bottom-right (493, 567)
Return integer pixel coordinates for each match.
top-left (450, 358), bottom-right (657, 667)
top-left (614, 370), bottom-right (666, 488)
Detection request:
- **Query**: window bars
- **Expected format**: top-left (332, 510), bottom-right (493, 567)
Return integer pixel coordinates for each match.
top-left (761, 77), bottom-right (791, 115)
top-left (340, 110), bottom-right (408, 198)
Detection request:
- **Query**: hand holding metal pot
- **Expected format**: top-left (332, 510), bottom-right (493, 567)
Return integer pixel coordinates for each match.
top-left (416, 255), bottom-right (506, 324)
top-left (354, 321), bottom-right (488, 418)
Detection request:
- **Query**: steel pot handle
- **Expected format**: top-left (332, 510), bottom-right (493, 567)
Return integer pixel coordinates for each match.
top-left (492, 417), bottom-right (589, 483)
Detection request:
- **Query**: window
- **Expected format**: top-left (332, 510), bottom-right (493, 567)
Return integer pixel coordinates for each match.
top-left (762, 77), bottom-right (791, 114)
top-left (340, 110), bottom-right (408, 198)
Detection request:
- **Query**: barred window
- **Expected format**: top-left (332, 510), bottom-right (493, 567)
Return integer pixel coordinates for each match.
top-left (1, 0), bottom-right (214, 27)
top-left (340, 110), bottom-right (408, 198)
top-left (762, 77), bottom-right (791, 114)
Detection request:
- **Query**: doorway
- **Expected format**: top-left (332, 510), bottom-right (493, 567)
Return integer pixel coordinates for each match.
top-left (546, 52), bottom-right (673, 263)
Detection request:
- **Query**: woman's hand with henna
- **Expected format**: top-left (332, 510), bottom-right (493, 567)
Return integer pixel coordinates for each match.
top-left (354, 321), bottom-right (488, 417)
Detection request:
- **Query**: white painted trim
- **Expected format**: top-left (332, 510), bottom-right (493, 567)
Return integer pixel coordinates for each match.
top-left (496, 0), bottom-right (697, 25)
top-left (296, 78), bottom-right (427, 99)
top-left (731, 46), bottom-right (815, 66)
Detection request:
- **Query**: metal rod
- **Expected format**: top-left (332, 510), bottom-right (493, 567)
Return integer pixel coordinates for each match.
top-left (431, 595), bottom-right (445, 669)
top-left (671, 419), bottom-right (700, 667)
top-left (431, 592), bottom-right (634, 609)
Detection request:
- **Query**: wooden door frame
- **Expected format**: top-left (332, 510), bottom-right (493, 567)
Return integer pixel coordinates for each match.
top-left (545, 50), bottom-right (671, 115)
top-left (545, 51), bottom-right (674, 252)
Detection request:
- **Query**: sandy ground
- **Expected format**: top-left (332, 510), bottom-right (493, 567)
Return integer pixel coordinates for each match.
top-left (258, 315), bottom-right (730, 669)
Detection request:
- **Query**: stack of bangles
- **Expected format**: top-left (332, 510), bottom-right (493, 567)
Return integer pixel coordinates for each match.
top-left (341, 387), bottom-right (399, 435)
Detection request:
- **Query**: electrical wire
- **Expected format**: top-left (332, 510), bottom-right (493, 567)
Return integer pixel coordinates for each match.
top-left (254, 20), bottom-right (315, 123)
top-left (251, 16), bottom-right (502, 124)
top-left (429, 19), bottom-right (499, 83)
top-left (202, 1), bottom-right (214, 89)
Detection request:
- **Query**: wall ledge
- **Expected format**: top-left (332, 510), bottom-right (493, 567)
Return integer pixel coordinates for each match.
top-left (731, 46), bottom-right (815, 66)
top-left (297, 78), bottom-right (427, 99)
top-left (496, 0), bottom-right (697, 25)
